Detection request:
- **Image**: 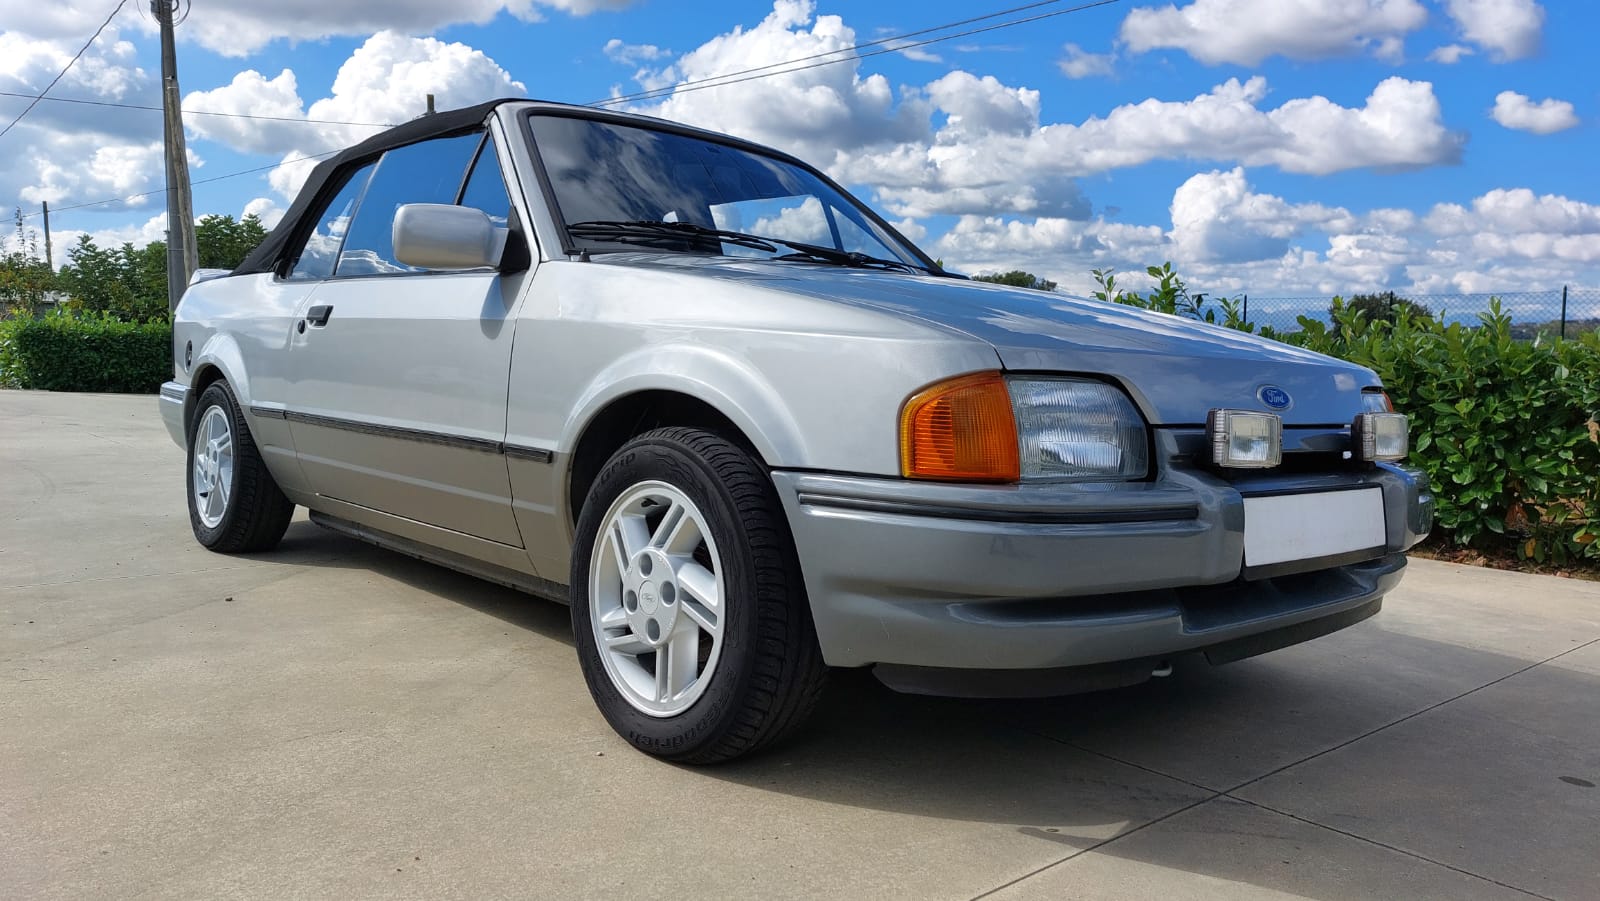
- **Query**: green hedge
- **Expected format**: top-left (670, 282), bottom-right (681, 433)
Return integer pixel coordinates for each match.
top-left (0, 310), bottom-right (172, 393)
top-left (1096, 266), bottom-right (1600, 564)
top-left (1296, 302), bottom-right (1600, 564)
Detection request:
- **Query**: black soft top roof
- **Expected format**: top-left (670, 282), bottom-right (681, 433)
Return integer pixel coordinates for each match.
top-left (234, 98), bottom-right (517, 276)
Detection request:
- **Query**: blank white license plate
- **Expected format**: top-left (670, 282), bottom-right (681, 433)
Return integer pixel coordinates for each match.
top-left (1243, 488), bottom-right (1387, 567)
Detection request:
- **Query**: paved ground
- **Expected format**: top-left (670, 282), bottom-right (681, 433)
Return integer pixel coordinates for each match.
top-left (2, 390), bottom-right (1598, 901)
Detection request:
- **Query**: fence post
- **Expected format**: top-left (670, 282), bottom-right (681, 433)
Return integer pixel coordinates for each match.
top-left (1242, 293), bottom-right (1249, 327)
top-left (1559, 285), bottom-right (1568, 340)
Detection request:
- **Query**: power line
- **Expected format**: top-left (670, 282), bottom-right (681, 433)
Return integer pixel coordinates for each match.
top-left (0, 0), bottom-right (129, 141)
top-left (0, 90), bottom-right (396, 128)
top-left (593, 0), bottom-right (1081, 106)
top-left (593, 0), bottom-right (1122, 107)
top-left (22, 0), bottom-right (1122, 220)
top-left (601, 0), bottom-right (1122, 106)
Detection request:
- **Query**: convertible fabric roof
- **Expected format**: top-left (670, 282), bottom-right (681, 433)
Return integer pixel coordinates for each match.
top-left (233, 98), bottom-right (519, 276)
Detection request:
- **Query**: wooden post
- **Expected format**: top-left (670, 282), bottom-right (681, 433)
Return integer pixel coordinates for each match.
top-left (153, 0), bottom-right (197, 311)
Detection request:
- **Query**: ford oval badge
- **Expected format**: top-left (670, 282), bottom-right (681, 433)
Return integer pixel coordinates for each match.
top-left (1257, 385), bottom-right (1292, 411)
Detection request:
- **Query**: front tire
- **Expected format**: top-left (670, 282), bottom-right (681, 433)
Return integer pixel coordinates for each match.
top-left (187, 381), bottom-right (295, 553)
top-left (571, 427), bottom-right (827, 763)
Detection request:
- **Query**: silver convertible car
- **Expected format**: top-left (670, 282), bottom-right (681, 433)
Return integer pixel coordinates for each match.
top-left (162, 99), bottom-right (1433, 762)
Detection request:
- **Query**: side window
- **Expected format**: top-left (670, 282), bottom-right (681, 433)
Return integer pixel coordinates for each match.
top-left (286, 162), bottom-right (375, 281)
top-left (459, 135), bottom-right (512, 227)
top-left (335, 132), bottom-right (482, 277)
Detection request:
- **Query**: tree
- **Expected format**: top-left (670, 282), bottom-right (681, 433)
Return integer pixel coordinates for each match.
top-left (51, 213), bottom-right (271, 322)
top-left (53, 236), bottom-right (170, 321)
top-left (973, 270), bottom-right (1058, 292)
top-left (195, 213), bottom-right (270, 270)
top-left (1335, 291), bottom-right (1432, 324)
top-left (2, 209), bottom-right (56, 318)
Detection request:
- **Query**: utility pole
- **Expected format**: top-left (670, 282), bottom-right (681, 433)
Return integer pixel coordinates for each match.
top-left (153, 0), bottom-right (197, 311)
top-left (41, 201), bottom-right (53, 270)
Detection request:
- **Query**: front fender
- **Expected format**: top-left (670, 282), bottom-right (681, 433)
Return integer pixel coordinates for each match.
top-left (560, 343), bottom-right (807, 466)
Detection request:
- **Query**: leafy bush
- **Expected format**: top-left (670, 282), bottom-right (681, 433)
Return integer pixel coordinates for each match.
top-left (1298, 301), bottom-right (1599, 564)
top-left (1092, 265), bottom-right (1600, 564)
top-left (0, 309), bottom-right (172, 393)
top-left (1093, 263), bottom-right (1251, 329)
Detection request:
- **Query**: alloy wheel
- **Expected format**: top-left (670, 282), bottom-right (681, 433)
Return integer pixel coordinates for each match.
top-left (588, 480), bottom-right (725, 717)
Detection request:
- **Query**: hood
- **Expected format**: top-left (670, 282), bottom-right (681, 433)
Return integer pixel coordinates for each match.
top-left (595, 254), bottom-right (1380, 426)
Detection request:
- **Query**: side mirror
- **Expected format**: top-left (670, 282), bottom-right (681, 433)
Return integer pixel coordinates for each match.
top-left (392, 203), bottom-right (506, 271)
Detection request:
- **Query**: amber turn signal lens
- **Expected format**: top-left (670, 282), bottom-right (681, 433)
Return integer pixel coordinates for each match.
top-left (899, 372), bottom-right (1020, 482)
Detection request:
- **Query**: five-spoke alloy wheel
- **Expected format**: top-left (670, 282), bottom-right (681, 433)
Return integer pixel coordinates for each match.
top-left (590, 481), bottom-right (725, 716)
top-left (571, 427), bottom-right (828, 763)
top-left (192, 405), bottom-right (236, 529)
top-left (186, 381), bottom-right (295, 553)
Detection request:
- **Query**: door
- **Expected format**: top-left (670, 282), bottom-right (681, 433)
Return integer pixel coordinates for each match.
top-left (283, 130), bottom-right (528, 547)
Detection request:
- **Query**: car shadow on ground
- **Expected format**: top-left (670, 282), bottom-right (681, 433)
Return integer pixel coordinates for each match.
top-left (260, 519), bottom-right (1599, 898)
top-left (262, 518), bottom-right (577, 642)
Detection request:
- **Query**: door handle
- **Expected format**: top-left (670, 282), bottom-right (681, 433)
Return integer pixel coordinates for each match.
top-left (305, 305), bottom-right (334, 327)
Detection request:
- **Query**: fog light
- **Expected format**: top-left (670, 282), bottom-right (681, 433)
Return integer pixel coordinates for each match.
top-left (1207, 409), bottom-right (1282, 469)
top-left (1353, 412), bottom-right (1408, 461)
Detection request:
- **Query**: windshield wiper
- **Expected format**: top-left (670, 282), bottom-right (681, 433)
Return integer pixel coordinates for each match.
top-left (566, 220), bottom-right (778, 254)
top-left (566, 219), bottom-right (934, 275)
top-left (768, 242), bottom-right (924, 274)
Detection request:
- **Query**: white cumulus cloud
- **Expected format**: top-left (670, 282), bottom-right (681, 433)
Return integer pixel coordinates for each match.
top-left (931, 169), bottom-right (1600, 299)
top-left (1119, 0), bottom-right (1428, 65)
top-left (836, 74), bottom-right (1461, 220)
top-left (1058, 43), bottom-right (1115, 79)
top-left (175, 0), bottom-right (638, 58)
top-left (0, 17), bottom-right (162, 213)
top-left (1170, 168), bottom-right (1356, 263)
top-left (198, 33), bottom-right (527, 200)
top-left (183, 69), bottom-right (312, 156)
top-left (604, 38), bottom-right (671, 64)
top-left (1489, 90), bottom-right (1578, 134)
top-left (1441, 0), bottom-right (1545, 61)
top-left (629, 1), bottom-right (929, 165)
top-left (1426, 43), bottom-right (1475, 63)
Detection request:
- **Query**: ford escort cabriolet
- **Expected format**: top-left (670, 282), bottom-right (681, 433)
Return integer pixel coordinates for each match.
top-left (161, 99), bottom-right (1433, 762)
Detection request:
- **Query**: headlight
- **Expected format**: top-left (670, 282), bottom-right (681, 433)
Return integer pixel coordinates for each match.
top-left (898, 373), bottom-right (1149, 483)
top-left (1008, 377), bottom-right (1149, 481)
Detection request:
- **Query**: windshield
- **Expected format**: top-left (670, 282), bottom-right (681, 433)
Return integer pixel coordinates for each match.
top-left (527, 113), bottom-right (930, 269)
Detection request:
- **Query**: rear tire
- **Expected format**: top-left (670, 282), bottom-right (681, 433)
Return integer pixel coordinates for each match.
top-left (187, 381), bottom-right (295, 553)
top-left (571, 427), bottom-right (827, 763)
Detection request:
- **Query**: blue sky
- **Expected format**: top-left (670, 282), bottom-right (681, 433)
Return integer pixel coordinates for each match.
top-left (1, 0), bottom-right (1593, 303)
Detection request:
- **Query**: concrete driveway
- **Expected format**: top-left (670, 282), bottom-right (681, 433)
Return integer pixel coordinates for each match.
top-left (3, 390), bottom-right (1597, 900)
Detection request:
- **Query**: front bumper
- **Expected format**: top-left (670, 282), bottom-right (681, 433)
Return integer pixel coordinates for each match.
top-left (773, 458), bottom-right (1432, 683)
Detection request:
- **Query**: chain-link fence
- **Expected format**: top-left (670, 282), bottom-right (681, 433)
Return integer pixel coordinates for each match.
top-left (1237, 287), bottom-right (1600, 338)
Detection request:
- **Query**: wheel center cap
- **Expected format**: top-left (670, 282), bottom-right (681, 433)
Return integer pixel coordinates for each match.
top-left (639, 582), bottom-right (659, 614)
